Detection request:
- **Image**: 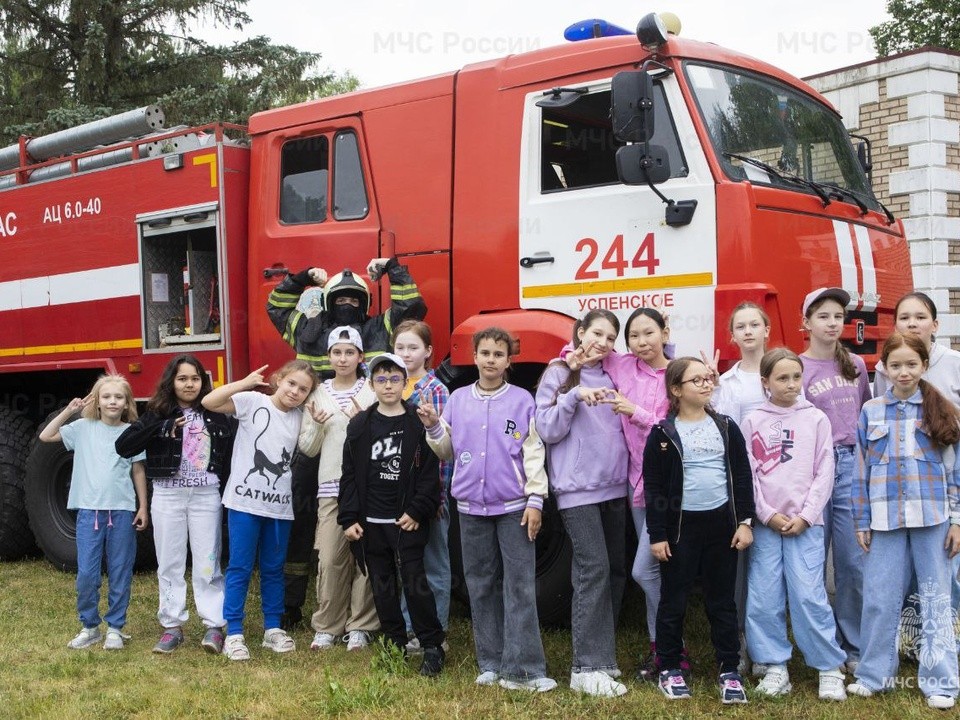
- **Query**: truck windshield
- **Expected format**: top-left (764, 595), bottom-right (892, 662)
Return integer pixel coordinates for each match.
top-left (684, 62), bottom-right (879, 212)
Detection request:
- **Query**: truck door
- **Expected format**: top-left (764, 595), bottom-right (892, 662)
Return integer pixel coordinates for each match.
top-left (518, 76), bottom-right (718, 353)
top-left (250, 118), bottom-right (382, 372)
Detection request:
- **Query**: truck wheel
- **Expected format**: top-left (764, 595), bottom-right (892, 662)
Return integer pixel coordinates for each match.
top-left (531, 494), bottom-right (573, 627)
top-left (24, 420), bottom-right (79, 571)
top-left (0, 406), bottom-right (38, 559)
top-left (25, 412), bottom-right (156, 572)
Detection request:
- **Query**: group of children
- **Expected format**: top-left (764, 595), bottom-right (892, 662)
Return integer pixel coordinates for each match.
top-left (43, 287), bottom-right (960, 708)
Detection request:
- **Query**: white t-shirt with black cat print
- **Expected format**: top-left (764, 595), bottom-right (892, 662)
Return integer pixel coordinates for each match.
top-left (223, 391), bottom-right (302, 520)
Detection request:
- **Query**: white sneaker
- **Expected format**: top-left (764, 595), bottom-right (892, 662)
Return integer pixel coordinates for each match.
top-left (68, 626), bottom-right (102, 649)
top-left (498, 676), bottom-right (559, 693)
top-left (344, 630), bottom-right (371, 651)
top-left (310, 632), bottom-right (337, 650)
top-left (262, 628), bottom-right (295, 653)
top-left (475, 671), bottom-right (499, 685)
top-left (756, 665), bottom-right (792, 696)
top-left (601, 667), bottom-right (623, 678)
top-left (928, 695), bottom-right (956, 710)
top-left (405, 636), bottom-right (423, 654)
top-left (846, 682), bottom-right (873, 698)
top-left (570, 670), bottom-right (629, 697)
top-left (223, 634), bottom-right (250, 661)
top-left (818, 669), bottom-right (847, 701)
top-left (751, 662), bottom-right (770, 677)
top-left (103, 627), bottom-right (129, 650)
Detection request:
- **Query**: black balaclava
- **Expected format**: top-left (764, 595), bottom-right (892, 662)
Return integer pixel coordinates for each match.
top-left (329, 291), bottom-right (366, 326)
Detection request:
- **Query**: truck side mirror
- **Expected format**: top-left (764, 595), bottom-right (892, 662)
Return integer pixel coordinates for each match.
top-left (611, 71), bottom-right (655, 143)
top-left (616, 144), bottom-right (671, 185)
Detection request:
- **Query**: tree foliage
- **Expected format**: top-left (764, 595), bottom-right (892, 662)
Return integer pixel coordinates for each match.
top-left (0, 0), bottom-right (358, 144)
top-left (870, 0), bottom-right (960, 56)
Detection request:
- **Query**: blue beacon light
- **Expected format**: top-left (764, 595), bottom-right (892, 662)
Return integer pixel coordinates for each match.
top-left (564, 19), bottom-right (632, 41)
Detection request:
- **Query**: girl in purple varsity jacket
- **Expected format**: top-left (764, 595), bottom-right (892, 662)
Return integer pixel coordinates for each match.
top-left (419, 327), bottom-right (557, 692)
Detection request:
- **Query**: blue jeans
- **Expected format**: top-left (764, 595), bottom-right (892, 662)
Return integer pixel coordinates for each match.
top-left (746, 524), bottom-right (846, 670)
top-left (403, 506), bottom-right (451, 632)
top-left (561, 499), bottom-right (625, 672)
top-left (75, 509), bottom-right (136, 630)
top-left (459, 511), bottom-right (548, 681)
top-left (223, 509), bottom-right (292, 636)
top-left (823, 445), bottom-right (864, 662)
top-left (857, 523), bottom-right (959, 698)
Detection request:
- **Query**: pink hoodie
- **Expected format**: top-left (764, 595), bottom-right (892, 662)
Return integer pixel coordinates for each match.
top-left (602, 352), bottom-right (669, 508)
top-left (741, 398), bottom-right (835, 526)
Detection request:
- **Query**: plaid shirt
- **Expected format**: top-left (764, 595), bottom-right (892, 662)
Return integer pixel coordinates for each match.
top-left (405, 371), bottom-right (454, 505)
top-left (852, 389), bottom-right (960, 532)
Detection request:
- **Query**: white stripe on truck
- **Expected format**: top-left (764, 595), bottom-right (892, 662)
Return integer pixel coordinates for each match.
top-left (0, 263), bottom-right (140, 311)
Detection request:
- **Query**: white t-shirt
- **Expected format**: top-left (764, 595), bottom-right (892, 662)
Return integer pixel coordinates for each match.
top-left (222, 391), bottom-right (302, 520)
top-left (61, 419), bottom-right (145, 511)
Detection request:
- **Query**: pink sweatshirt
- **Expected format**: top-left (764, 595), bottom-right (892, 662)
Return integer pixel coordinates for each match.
top-left (740, 398), bottom-right (835, 527)
top-left (602, 352), bottom-right (669, 508)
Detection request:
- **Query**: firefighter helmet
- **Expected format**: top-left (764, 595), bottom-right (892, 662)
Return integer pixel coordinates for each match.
top-left (323, 269), bottom-right (370, 314)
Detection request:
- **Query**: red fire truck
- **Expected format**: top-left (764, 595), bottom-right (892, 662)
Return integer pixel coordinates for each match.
top-left (0, 14), bottom-right (910, 623)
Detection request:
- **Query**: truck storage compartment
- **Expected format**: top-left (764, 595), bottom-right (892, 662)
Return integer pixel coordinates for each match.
top-left (138, 204), bottom-right (222, 350)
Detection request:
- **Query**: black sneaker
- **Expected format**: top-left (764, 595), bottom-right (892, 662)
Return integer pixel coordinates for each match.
top-left (658, 669), bottom-right (692, 699)
top-left (719, 671), bottom-right (748, 704)
top-left (420, 646), bottom-right (445, 677)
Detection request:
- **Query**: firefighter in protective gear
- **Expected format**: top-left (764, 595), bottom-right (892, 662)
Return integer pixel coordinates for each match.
top-left (266, 256), bottom-right (427, 629)
top-left (267, 257), bottom-right (426, 377)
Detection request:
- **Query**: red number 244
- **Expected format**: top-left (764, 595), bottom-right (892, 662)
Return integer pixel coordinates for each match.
top-left (574, 233), bottom-right (660, 280)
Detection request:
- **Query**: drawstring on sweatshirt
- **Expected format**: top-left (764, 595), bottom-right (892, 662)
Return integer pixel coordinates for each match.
top-left (107, 510), bottom-right (113, 528)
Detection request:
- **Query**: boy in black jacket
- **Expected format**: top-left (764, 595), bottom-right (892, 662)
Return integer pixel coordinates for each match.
top-left (338, 353), bottom-right (445, 676)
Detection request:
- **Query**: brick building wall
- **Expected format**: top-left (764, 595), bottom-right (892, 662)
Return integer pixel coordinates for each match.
top-left (807, 50), bottom-right (960, 348)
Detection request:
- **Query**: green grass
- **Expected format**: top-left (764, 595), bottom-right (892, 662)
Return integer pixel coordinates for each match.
top-left (0, 559), bottom-right (939, 719)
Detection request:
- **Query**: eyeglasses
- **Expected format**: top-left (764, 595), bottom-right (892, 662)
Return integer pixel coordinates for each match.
top-left (373, 375), bottom-right (405, 386)
top-left (681, 375), bottom-right (715, 388)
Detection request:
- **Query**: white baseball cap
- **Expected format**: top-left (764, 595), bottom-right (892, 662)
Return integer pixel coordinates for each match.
top-left (327, 325), bottom-right (363, 352)
top-left (368, 352), bottom-right (408, 378)
top-left (802, 287), bottom-right (851, 317)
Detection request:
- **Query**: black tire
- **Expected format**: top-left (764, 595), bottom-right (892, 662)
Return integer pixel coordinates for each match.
top-left (24, 411), bottom-right (156, 572)
top-left (531, 494), bottom-right (573, 627)
top-left (0, 406), bottom-right (38, 559)
top-left (25, 418), bottom-right (80, 571)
